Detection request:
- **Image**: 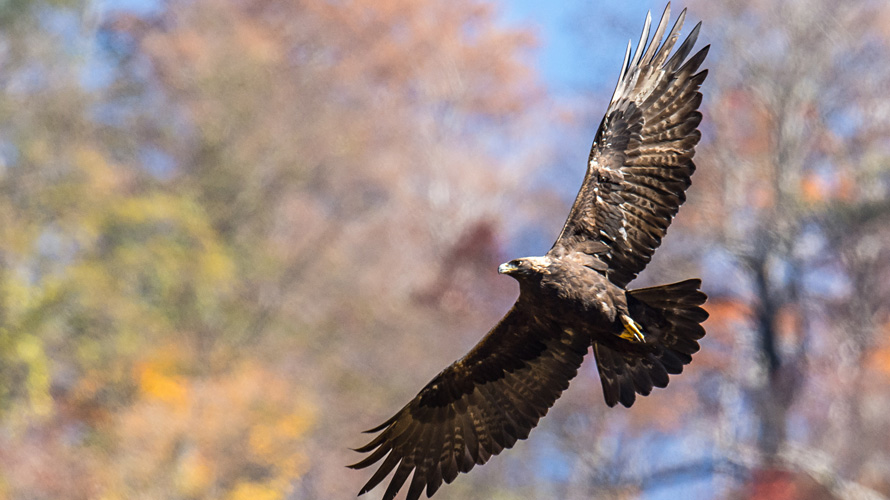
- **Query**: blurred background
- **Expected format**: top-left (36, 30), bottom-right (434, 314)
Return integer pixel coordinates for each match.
top-left (1, 0), bottom-right (889, 498)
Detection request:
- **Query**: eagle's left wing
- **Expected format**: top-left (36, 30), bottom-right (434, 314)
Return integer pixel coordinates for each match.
top-left (349, 304), bottom-right (589, 500)
top-left (550, 4), bottom-right (708, 288)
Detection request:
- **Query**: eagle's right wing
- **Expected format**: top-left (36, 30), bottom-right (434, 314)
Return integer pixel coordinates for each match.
top-left (349, 304), bottom-right (589, 500)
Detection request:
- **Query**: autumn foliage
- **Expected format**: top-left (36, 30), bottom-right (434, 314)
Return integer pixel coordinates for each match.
top-left (0, 0), bottom-right (889, 499)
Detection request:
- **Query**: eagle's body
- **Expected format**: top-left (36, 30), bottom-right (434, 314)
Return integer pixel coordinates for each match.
top-left (509, 255), bottom-right (623, 327)
top-left (351, 4), bottom-right (710, 500)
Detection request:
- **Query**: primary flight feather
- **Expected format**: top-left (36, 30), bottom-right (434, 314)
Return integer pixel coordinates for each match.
top-left (350, 4), bottom-right (710, 499)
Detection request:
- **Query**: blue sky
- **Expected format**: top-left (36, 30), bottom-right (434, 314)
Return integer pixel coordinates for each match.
top-left (499, 0), bottom-right (681, 93)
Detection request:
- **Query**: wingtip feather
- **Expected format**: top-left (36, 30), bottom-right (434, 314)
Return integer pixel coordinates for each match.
top-left (364, 412), bottom-right (400, 433)
top-left (632, 10), bottom-right (652, 67)
top-left (642, 3), bottom-right (672, 65)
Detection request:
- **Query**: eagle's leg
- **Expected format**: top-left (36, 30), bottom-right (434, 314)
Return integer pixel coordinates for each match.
top-left (619, 315), bottom-right (646, 343)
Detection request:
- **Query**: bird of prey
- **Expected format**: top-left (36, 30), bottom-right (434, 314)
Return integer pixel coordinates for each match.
top-left (350, 4), bottom-right (709, 499)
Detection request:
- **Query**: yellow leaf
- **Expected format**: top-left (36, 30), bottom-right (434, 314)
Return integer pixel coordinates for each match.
top-left (227, 481), bottom-right (283, 500)
top-left (137, 360), bottom-right (190, 409)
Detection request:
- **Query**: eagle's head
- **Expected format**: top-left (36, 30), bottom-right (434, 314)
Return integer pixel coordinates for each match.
top-left (498, 256), bottom-right (552, 279)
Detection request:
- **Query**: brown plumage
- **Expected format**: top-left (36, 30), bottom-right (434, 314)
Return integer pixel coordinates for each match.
top-left (350, 4), bottom-right (710, 499)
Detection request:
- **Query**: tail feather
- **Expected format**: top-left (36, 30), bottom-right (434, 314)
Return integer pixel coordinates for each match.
top-left (593, 278), bottom-right (708, 408)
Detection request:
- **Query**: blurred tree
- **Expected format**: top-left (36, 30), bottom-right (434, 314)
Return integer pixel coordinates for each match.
top-left (0, 0), bottom-right (545, 498)
top-left (670, 0), bottom-right (890, 497)
top-left (107, 1), bottom-right (544, 497)
top-left (0, 1), bottom-right (280, 497)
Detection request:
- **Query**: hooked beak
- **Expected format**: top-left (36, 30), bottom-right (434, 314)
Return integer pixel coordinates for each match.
top-left (498, 262), bottom-right (516, 274)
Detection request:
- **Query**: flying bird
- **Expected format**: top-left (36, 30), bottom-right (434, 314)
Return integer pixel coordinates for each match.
top-left (350, 4), bottom-right (709, 499)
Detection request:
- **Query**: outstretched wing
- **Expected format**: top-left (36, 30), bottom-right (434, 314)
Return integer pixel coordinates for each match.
top-left (550, 4), bottom-right (709, 288)
top-left (350, 304), bottom-right (589, 500)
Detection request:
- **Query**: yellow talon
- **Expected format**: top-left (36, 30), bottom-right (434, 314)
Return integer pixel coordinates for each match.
top-left (619, 315), bottom-right (645, 343)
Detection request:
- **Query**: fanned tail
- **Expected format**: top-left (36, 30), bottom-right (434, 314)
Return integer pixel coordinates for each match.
top-left (594, 278), bottom-right (708, 408)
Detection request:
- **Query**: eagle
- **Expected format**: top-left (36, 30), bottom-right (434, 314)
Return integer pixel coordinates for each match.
top-left (350, 5), bottom-right (709, 499)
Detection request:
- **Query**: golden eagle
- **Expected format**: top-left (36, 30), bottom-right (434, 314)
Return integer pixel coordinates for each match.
top-left (350, 5), bottom-right (709, 499)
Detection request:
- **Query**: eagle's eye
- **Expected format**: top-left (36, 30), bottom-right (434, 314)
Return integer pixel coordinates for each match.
top-left (513, 259), bottom-right (524, 268)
